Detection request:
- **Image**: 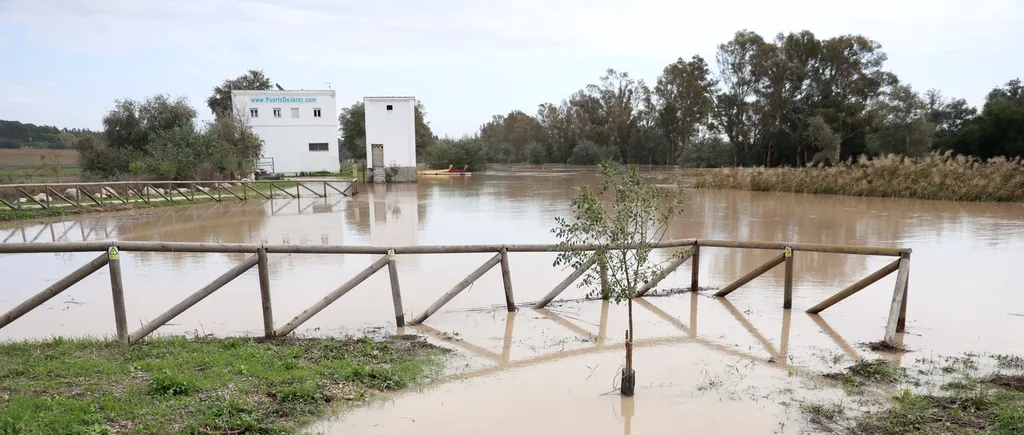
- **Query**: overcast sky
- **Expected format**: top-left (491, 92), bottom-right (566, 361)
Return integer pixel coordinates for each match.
top-left (2, 0), bottom-right (1022, 137)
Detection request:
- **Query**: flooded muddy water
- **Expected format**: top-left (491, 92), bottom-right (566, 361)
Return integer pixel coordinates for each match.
top-left (2, 167), bottom-right (1023, 433)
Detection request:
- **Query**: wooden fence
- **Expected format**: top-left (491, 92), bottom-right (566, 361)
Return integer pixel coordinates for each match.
top-left (0, 179), bottom-right (358, 210)
top-left (0, 239), bottom-right (912, 345)
top-left (1, 197), bottom-right (350, 244)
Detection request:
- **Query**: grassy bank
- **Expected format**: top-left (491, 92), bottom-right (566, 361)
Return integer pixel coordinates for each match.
top-left (693, 152), bottom-right (1024, 202)
top-left (0, 335), bottom-right (446, 434)
top-left (802, 355), bottom-right (1024, 434)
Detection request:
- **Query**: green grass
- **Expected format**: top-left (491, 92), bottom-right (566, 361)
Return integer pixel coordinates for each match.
top-left (693, 151), bottom-right (1024, 202)
top-left (825, 359), bottom-right (908, 392)
top-left (0, 149), bottom-right (79, 169)
top-left (0, 335), bottom-right (446, 434)
top-left (0, 167), bottom-right (82, 184)
top-left (850, 383), bottom-right (1024, 434)
top-left (800, 401), bottom-right (847, 427)
top-left (809, 354), bottom-right (1024, 434)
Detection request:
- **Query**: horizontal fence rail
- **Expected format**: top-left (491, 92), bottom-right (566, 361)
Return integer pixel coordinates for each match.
top-left (0, 239), bottom-right (912, 345)
top-left (0, 179), bottom-right (358, 211)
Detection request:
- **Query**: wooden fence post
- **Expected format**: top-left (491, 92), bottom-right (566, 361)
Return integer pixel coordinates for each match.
top-left (107, 246), bottom-right (128, 343)
top-left (896, 253), bottom-right (911, 332)
top-left (690, 245), bottom-right (700, 292)
top-left (783, 246), bottom-right (794, 309)
top-left (499, 248), bottom-right (516, 312)
top-left (257, 247), bottom-right (274, 337)
top-left (387, 250), bottom-right (405, 327)
top-left (883, 255), bottom-right (911, 344)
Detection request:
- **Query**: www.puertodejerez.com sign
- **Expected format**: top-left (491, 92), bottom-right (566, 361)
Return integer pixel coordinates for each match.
top-left (248, 96), bottom-right (317, 104)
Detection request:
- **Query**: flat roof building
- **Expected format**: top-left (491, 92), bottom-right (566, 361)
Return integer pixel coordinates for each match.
top-left (231, 89), bottom-right (340, 175)
top-left (364, 96), bottom-right (417, 183)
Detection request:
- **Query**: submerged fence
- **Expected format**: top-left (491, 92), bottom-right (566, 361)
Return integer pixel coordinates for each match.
top-left (0, 179), bottom-right (358, 211)
top-left (0, 239), bottom-right (912, 345)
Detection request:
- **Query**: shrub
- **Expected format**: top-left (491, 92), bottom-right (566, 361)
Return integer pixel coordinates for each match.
top-left (679, 135), bottom-right (732, 168)
top-left (146, 369), bottom-right (195, 396)
top-left (424, 136), bottom-right (488, 171)
top-left (77, 96), bottom-right (261, 181)
top-left (567, 140), bottom-right (616, 165)
top-left (525, 142), bottom-right (547, 164)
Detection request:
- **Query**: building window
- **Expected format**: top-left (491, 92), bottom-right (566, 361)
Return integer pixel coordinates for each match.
top-left (249, 108), bottom-right (258, 118)
top-left (313, 108), bottom-right (322, 118)
top-left (308, 142), bottom-right (329, 152)
top-left (273, 108), bottom-right (281, 118)
top-left (386, 104), bottom-right (393, 110)
top-left (291, 108), bottom-right (300, 118)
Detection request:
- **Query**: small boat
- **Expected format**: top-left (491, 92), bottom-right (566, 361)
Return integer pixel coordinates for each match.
top-left (418, 165), bottom-right (472, 176)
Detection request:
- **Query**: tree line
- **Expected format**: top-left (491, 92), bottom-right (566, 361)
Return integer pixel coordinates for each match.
top-left (470, 29), bottom-right (1024, 167)
top-left (0, 120), bottom-right (99, 149)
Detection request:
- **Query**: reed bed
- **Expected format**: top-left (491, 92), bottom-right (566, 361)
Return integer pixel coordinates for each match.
top-left (693, 152), bottom-right (1024, 202)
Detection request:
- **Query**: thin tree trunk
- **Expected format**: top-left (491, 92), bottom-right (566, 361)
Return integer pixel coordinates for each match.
top-left (626, 298), bottom-right (634, 372)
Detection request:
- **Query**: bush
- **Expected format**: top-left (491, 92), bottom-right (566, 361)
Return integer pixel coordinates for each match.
top-left (525, 142), bottom-right (548, 164)
top-left (77, 95), bottom-right (261, 181)
top-left (680, 135), bottom-right (732, 168)
top-left (74, 135), bottom-right (141, 179)
top-left (424, 136), bottom-right (488, 171)
top-left (567, 140), bottom-right (616, 165)
top-left (694, 151), bottom-right (1024, 202)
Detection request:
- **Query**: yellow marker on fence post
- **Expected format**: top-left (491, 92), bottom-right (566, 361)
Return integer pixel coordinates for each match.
top-left (108, 246), bottom-right (120, 261)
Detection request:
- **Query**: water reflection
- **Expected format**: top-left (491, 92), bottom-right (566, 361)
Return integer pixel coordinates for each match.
top-left (410, 290), bottom-right (902, 386)
top-left (620, 396), bottom-right (634, 435)
top-left (322, 292), bottom-right (901, 434)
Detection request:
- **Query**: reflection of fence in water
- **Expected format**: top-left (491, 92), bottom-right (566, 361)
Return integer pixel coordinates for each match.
top-left (0, 239), bottom-right (911, 350)
top-left (416, 292), bottom-right (908, 383)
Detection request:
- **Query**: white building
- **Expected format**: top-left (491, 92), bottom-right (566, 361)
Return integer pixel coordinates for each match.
top-left (364, 96), bottom-right (417, 182)
top-left (231, 89), bottom-right (340, 175)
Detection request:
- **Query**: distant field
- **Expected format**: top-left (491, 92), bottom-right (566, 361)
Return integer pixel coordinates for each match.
top-left (0, 149), bottom-right (80, 184)
top-left (0, 148), bottom-right (79, 169)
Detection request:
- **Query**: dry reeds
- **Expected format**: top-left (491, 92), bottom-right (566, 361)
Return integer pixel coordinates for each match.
top-left (693, 151), bottom-right (1024, 202)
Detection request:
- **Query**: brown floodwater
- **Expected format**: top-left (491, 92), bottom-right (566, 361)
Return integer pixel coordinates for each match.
top-left (2, 166), bottom-right (1023, 433)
